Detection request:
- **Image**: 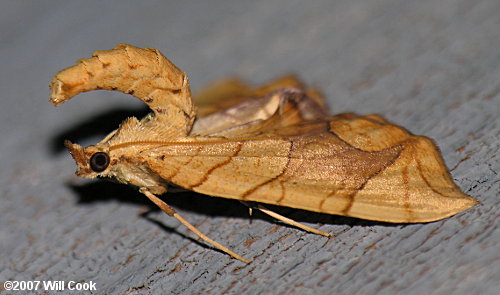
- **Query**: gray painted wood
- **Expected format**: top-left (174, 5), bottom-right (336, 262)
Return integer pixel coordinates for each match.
top-left (0, 1), bottom-right (498, 294)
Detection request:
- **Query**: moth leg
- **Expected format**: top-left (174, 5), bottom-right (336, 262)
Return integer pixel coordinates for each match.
top-left (140, 188), bottom-right (250, 264)
top-left (240, 202), bottom-right (330, 237)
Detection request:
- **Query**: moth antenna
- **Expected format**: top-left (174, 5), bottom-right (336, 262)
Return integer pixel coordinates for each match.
top-left (108, 136), bottom-right (279, 151)
top-left (49, 44), bottom-right (196, 135)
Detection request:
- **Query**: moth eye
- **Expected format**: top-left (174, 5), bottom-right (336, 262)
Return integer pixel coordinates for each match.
top-left (89, 152), bottom-right (110, 172)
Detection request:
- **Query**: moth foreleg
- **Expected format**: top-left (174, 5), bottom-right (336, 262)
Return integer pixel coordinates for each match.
top-left (240, 201), bottom-right (331, 237)
top-left (140, 188), bottom-right (250, 264)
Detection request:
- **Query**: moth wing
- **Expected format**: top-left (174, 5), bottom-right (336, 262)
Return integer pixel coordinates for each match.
top-left (191, 85), bottom-right (327, 136)
top-left (143, 91), bottom-right (476, 223)
top-left (193, 75), bottom-right (325, 117)
top-left (141, 124), bottom-right (405, 219)
top-left (328, 116), bottom-right (478, 222)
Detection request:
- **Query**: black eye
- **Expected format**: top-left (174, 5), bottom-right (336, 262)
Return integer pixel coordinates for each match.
top-left (89, 152), bottom-right (110, 172)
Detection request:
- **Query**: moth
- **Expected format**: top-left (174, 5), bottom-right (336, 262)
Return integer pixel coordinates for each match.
top-left (50, 44), bottom-right (477, 263)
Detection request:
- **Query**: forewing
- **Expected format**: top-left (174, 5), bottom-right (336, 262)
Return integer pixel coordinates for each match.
top-left (141, 122), bottom-right (402, 219)
top-left (143, 90), bottom-right (476, 223)
top-left (328, 116), bottom-right (477, 222)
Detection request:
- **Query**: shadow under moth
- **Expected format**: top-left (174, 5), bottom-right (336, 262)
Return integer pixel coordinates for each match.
top-left (50, 44), bottom-right (477, 263)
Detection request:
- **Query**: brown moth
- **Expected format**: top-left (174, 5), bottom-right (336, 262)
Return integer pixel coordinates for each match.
top-left (50, 44), bottom-right (477, 263)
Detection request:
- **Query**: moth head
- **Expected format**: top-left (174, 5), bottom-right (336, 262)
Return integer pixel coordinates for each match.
top-left (64, 140), bottom-right (113, 178)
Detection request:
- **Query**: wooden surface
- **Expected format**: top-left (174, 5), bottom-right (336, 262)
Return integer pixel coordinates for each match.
top-left (0, 1), bottom-right (498, 294)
